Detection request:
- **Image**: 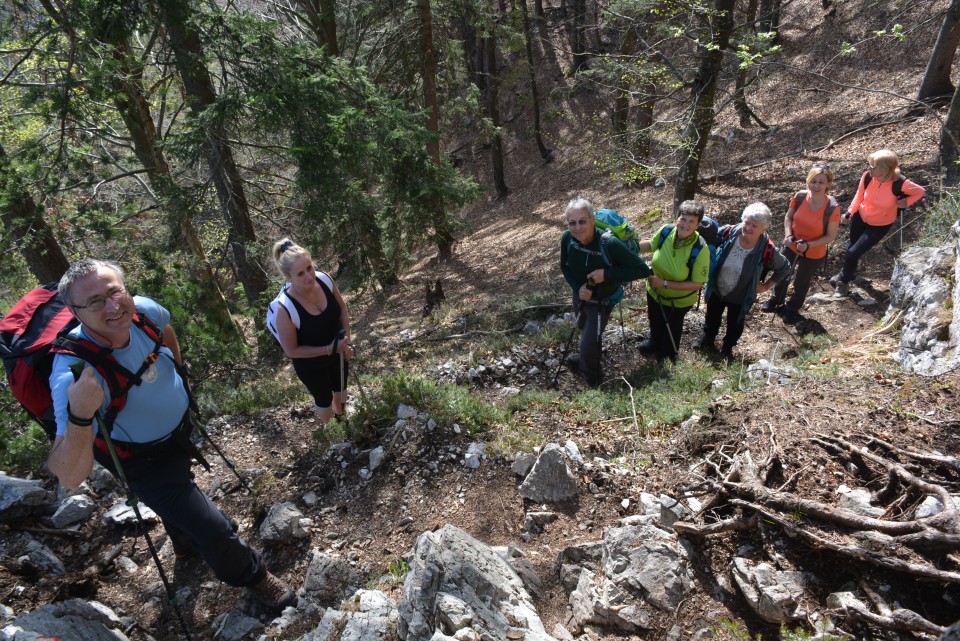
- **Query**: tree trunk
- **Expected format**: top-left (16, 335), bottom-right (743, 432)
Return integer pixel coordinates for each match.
top-left (673, 0), bottom-right (736, 211)
top-left (570, 0), bottom-right (589, 73)
top-left (636, 82), bottom-right (657, 160)
top-left (917, 0), bottom-right (960, 105)
top-left (940, 86), bottom-right (960, 187)
top-left (757, 0), bottom-right (781, 39)
top-left (417, 0), bottom-right (455, 257)
top-left (297, 0), bottom-right (339, 56)
top-left (481, 24), bottom-right (509, 198)
top-left (106, 38), bottom-right (242, 337)
top-left (154, 0), bottom-right (269, 306)
top-left (0, 143), bottom-right (70, 285)
top-left (613, 27), bottom-right (637, 135)
top-left (734, 0), bottom-right (760, 126)
top-left (520, 0), bottom-right (553, 161)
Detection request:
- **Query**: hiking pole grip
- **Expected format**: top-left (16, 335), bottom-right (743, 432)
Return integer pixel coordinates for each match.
top-left (67, 362), bottom-right (194, 641)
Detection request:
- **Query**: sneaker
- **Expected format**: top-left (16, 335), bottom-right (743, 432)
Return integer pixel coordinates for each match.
top-left (692, 335), bottom-right (716, 352)
top-left (835, 281), bottom-right (849, 296)
top-left (781, 309), bottom-right (802, 324)
top-left (638, 339), bottom-right (655, 354)
top-left (252, 572), bottom-right (296, 612)
top-left (760, 299), bottom-right (780, 313)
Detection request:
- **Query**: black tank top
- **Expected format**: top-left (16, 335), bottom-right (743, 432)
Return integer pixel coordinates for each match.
top-left (288, 277), bottom-right (342, 349)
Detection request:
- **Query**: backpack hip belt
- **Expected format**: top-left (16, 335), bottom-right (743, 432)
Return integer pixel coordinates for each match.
top-left (93, 410), bottom-right (209, 469)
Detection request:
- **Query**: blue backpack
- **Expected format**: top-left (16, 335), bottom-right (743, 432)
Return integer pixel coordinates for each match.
top-left (657, 214), bottom-right (719, 280)
top-left (593, 209), bottom-right (640, 255)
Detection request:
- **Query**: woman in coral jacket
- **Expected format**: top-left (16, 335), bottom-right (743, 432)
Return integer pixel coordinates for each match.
top-left (830, 150), bottom-right (925, 296)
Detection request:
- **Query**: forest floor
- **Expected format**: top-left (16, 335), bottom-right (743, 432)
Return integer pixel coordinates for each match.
top-left (2, 0), bottom-right (959, 639)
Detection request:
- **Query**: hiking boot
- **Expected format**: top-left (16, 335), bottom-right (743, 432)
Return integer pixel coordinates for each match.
top-left (564, 354), bottom-right (580, 371)
top-left (829, 273), bottom-right (843, 288)
top-left (720, 347), bottom-right (735, 361)
top-left (781, 309), bottom-right (802, 324)
top-left (638, 339), bottom-right (655, 354)
top-left (252, 572), bottom-right (296, 612)
top-left (835, 281), bottom-right (849, 296)
top-left (760, 299), bottom-right (780, 313)
top-left (692, 335), bottom-right (716, 352)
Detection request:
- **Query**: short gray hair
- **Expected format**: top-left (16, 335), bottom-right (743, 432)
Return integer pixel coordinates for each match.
top-left (58, 258), bottom-right (124, 306)
top-left (565, 197), bottom-right (593, 217)
top-left (741, 202), bottom-right (772, 228)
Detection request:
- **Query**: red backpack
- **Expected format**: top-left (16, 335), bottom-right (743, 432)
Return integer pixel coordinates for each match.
top-left (0, 284), bottom-right (163, 440)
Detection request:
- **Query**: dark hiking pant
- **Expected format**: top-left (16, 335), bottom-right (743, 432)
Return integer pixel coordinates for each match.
top-left (110, 445), bottom-right (264, 587)
top-left (646, 292), bottom-right (690, 361)
top-left (703, 292), bottom-right (746, 353)
top-left (573, 295), bottom-right (612, 385)
top-left (839, 212), bottom-right (894, 283)
top-left (771, 247), bottom-right (825, 313)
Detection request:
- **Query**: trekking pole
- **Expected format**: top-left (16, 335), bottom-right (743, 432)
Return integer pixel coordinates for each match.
top-left (337, 329), bottom-right (347, 419)
top-left (177, 366), bottom-right (252, 494)
top-left (654, 290), bottom-right (679, 358)
top-left (549, 309), bottom-right (581, 388)
top-left (899, 207), bottom-right (904, 253)
top-left (596, 302), bottom-right (604, 386)
top-left (69, 362), bottom-right (194, 641)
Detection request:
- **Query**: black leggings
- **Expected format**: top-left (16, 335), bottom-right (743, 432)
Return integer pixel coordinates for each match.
top-left (646, 292), bottom-right (691, 360)
top-left (839, 212), bottom-right (894, 283)
top-left (293, 355), bottom-right (348, 408)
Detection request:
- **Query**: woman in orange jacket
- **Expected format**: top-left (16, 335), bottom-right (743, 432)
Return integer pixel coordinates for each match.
top-left (830, 150), bottom-right (924, 296)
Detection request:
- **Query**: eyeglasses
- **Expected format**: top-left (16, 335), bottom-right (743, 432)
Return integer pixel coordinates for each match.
top-left (812, 163), bottom-right (831, 170)
top-left (73, 286), bottom-right (127, 312)
top-left (567, 218), bottom-right (590, 227)
top-left (867, 163), bottom-right (877, 170)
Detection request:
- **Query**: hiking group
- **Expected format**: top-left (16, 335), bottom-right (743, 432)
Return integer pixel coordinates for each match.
top-left (559, 149), bottom-right (925, 387)
top-left (0, 147), bottom-right (926, 618)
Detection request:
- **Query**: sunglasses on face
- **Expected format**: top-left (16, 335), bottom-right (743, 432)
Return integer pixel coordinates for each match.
top-left (567, 218), bottom-right (590, 227)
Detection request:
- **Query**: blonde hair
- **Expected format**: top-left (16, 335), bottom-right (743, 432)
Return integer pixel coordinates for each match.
top-left (272, 238), bottom-right (311, 278)
top-left (806, 164), bottom-right (834, 190)
top-left (867, 149), bottom-right (900, 182)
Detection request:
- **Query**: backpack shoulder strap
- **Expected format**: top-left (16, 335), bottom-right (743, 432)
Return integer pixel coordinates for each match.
top-left (794, 190), bottom-right (808, 208)
top-left (658, 225), bottom-right (675, 249)
top-left (316, 272), bottom-right (334, 291)
top-left (686, 235), bottom-right (705, 277)
top-left (892, 176), bottom-right (906, 199)
top-left (823, 195), bottom-right (840, 236)
top-left (762, 238), bottom-right (776, 267)
top-left (275, 284), bottom-right (301, 329)
top-left (52, 336), bottom-right (131, 426)
top-left (597, 231), bottom-right (613, 267)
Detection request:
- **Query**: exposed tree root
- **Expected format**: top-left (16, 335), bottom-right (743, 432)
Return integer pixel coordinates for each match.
top-left (730, 499), bottom-right (960, 584)
top-left (838, 601), bottom-right (946, 637)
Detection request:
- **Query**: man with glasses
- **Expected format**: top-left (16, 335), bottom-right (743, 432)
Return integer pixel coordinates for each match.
top-left (46, 258), bottom-right (295, 612)
top-left (560, 197), bottom-right (651, 386)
